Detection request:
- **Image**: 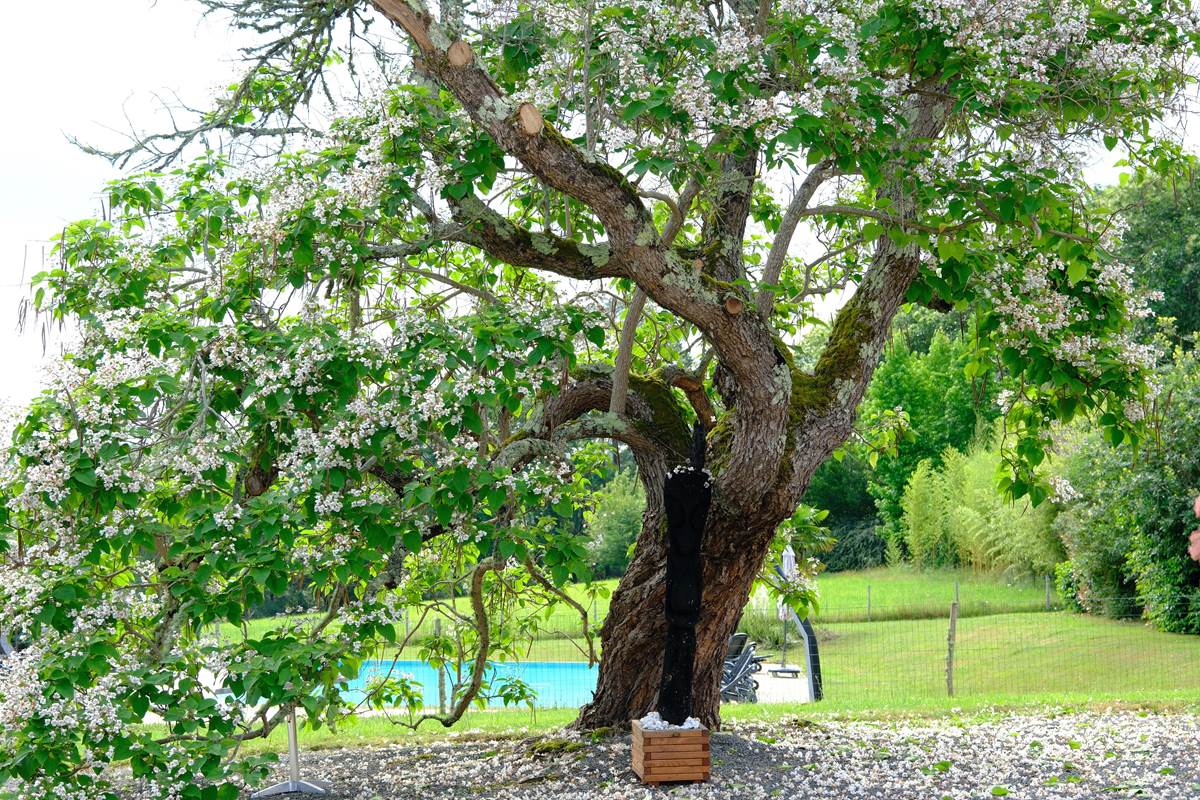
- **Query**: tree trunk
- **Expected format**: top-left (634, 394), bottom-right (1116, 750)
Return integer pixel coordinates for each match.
top-left (574, 506), bottom-right (783, 730)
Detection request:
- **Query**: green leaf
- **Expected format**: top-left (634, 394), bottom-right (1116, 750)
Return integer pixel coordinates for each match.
top-left (1066, 260), bottom-right (1087, 285)
top-left (937, 239), bottom-right (967, 262)
top-left (293, 239), bottom-right (313, 268)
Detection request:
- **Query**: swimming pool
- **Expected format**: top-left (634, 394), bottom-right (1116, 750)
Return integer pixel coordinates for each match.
top-left (342, 660), bottom-right (600, 708)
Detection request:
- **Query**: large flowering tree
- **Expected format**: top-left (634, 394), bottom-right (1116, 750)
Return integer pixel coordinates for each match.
top-left (2, 0), bottom-right (1198, 796)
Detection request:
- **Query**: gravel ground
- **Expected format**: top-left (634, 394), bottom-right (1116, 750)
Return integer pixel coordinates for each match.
top-left (126, 711), bottom-right (1200, 799)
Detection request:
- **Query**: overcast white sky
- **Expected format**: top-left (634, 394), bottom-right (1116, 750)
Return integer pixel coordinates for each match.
top-left (0, 1), bottom-right (245, 407)
top-left (0, 1), bottom-right (1161, 412)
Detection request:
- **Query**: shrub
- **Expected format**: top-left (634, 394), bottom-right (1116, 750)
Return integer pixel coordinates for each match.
top-left (941, 447), bottom-right (1061, 577)
top-left (823, 518), bottom-right (887, 573)
top-left (736, 605), bottom-right (788, 650)
top-left (1121, 360), bottom-right (1200, 632)
top-left (1051, 439), bottom-right (1141, 617)
top-left (1052, 350), bottom-right (1200, 631)
top-left (1054, 561), bottom-right (1085, 612)
top-left (901, 459), bottom-right (957, 568)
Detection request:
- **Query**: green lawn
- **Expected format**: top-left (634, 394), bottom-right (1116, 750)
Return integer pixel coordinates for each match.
top-left (222, 568), bottom-right (1046, 646)
top-left (810, 611), bottom-right (1200, 707)
top-left (188, 586), bottom-right (1200, 758)
top-left (810, 566), bottom-right (1050, 623)
top-left (217, 580), bottom-right (618, 650)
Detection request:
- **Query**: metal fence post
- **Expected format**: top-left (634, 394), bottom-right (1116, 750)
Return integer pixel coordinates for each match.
top-left (866, 584), bottom-right (872, 622)
top-left (435, 618), bottom-right (446, 714)
top-left (1045, 575), bottom-right (1052, 610)
top-left (250, 709), bottom-right (328, 797)
top-left (946, 601), bottom-right (959, 697)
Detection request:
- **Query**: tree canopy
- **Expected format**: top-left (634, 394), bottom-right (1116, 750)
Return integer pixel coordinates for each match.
top-left (2, 0), bottom-right (1199, 796)
top-left (1102, 175), bottom-right (1200, 343)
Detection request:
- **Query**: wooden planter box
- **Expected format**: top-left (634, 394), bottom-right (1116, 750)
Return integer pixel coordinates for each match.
top-left (631, 718), bottom-right (711, 785)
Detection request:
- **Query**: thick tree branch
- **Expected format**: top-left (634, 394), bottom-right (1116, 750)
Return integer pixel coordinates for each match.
top-left (371, 0), bottom-right (656, 252)
top-left (368, 197), bottom-right (623, 281)
top-left (768, 90), bottom-right (956, 519)
top-left (758, 160), bottom-right (838, 316)
top-left (371, 0), bottom-right (816, 513)
top-left (450, 196), bottom-right (621, 279)
top-left (700, 148), bottom-right (759, 284)
top-left (608, 180), bottom-right (700, 415)
top-left (608, 291), bottom-right (648, 415)
top-left (536, 367), bottom-right (692, 461)
top-left (662, 179), bottom-right (702, 244)
top-left (374, 0), bottom-right (782, 407)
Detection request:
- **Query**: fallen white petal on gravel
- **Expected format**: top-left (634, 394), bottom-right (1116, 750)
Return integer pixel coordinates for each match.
top-left (116, 711), bottom-right (1200, 799)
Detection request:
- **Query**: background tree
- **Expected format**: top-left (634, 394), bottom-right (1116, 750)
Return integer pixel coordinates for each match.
top-left (806, 308), bottom-right (995, 566)
top-left (864, 326), bottom-right (999, 546)
top-left (2, 0), bottom-right (1198, 796)
top-left (1100, 175), bottom-right (1200, 344)
top-left (586, 469), bottom-right (645, 577)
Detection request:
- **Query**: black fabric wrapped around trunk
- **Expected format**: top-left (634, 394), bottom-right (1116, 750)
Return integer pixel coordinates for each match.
top-left (656, 425), bottom-right (712, 725)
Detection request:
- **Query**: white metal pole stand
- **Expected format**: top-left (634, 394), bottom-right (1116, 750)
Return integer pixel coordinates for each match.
top-left (250, 709), bottom-right (329, 797)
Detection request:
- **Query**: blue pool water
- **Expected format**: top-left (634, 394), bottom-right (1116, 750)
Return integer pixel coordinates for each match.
top-left (342, 660), bottom-right (600, 709)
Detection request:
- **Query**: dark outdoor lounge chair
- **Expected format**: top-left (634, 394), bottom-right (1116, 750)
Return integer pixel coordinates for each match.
top-left (720, 632), bottom-right (765, 703)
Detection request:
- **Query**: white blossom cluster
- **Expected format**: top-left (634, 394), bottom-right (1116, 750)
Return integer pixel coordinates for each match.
top-left (482, 0), bottom-right (1200, 187)
top-left (0, 586), bottom-right (159, 791)
top-left (1048, 474), bottom-right (1082, 503)
top-left (977, 251), bottom-right (1160, 387)
top-left (908, 0), bottom-right (1198, 104)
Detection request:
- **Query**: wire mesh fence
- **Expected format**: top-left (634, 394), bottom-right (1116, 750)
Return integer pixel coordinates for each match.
top-left (221, 587), bottom-right (1199, 711)
top-left (744, 593), bottom-right (1200, 706)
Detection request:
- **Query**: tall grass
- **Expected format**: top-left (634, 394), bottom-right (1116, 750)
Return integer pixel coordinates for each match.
top-left (901, 444), bottom-right (1063, 576)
